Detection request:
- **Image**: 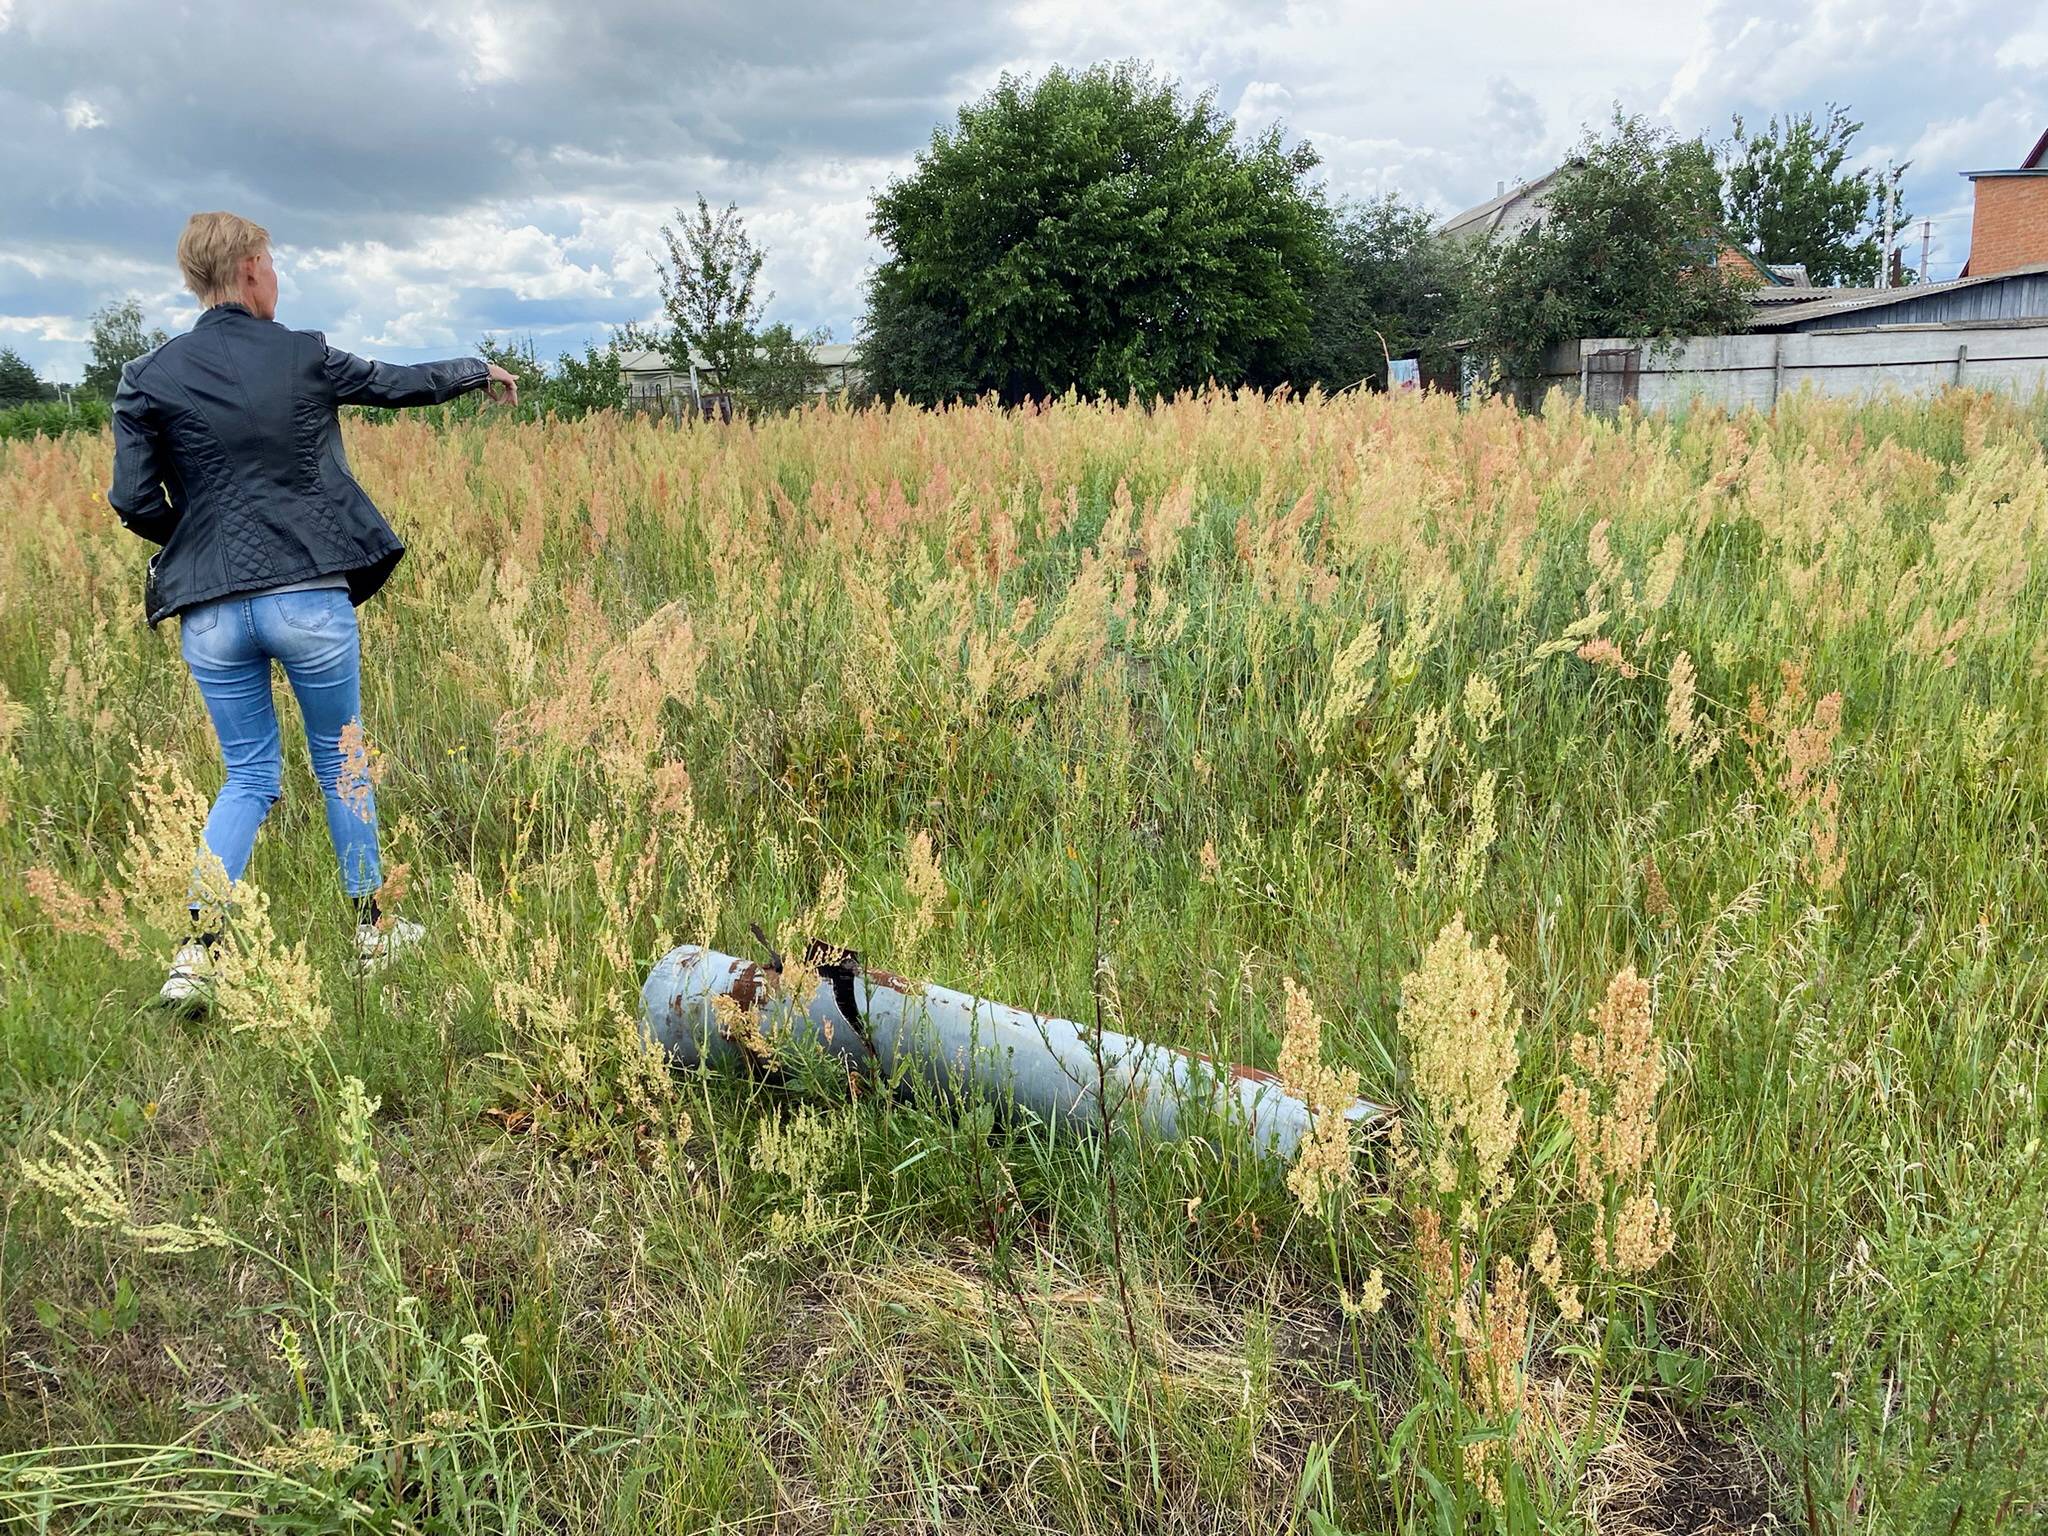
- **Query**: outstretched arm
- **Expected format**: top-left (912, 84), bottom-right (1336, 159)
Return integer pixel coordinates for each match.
top-left (322, 344), bottom-right (501, 408)
top-left (106, 363), bottom-right (181, 544)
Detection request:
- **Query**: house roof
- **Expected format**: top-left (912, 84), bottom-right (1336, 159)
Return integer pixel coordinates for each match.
top-left (1749, 283), bottom-right (1882, 308)
top-left (618, 342), bottom-right (860, 372)
top-left (1747, 260), bottom-right (2048, 329)
top-left (1439, 163), bottom-right (1574, 237)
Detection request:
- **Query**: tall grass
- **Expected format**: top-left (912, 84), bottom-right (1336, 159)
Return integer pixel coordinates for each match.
top-left (1, 385), bottom-right (2043, 1532)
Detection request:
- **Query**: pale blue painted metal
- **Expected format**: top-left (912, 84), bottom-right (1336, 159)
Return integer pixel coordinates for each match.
top-left (639, 944), bottom-right (1381, 1160)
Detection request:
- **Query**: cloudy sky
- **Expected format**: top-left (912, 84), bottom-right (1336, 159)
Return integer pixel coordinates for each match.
top-left (3, 0), bottom-right (2042, 381)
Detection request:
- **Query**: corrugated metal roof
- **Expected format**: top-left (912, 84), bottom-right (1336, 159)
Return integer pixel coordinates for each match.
top-left (1748, 262), bottom-right (2048, 330)
top-left (1751, 284), bottom-right (1883, 307)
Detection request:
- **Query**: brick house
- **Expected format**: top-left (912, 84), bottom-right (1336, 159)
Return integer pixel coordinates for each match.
top-left (1960, 130), bottom-right (2048, 278)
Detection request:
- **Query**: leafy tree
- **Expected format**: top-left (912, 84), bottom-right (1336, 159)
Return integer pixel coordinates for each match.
top-left (726, 323), bottom-right (827, 415)
top-left (652, 196), bottom-right (767, 394)
top-left (1299, 195), bottom-right (1471, 392)
top-left (478, 335), bottom-right (548, 405)
top-left (550, 338), bottom-right (629, 417)
top-left (1723, 106), bottom-right (1909, 287)
top-left (1463, 111), bottom-right (1757, 387)
top-left (864, 62), bottom-right (1331, 405)
top-left (473, 334), bottom-right (630, 420)
top-left (0, 347), bottom-right (55, 410)
top-left (81, 299), bottom-right (169, 399)
top-left (856, 266), bottom-right (981, 407)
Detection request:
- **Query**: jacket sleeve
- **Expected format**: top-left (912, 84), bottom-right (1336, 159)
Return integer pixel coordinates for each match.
top-left (106, 361), bottom-right (182, 545)
top-left (321, 340), bottom-right (490, 408)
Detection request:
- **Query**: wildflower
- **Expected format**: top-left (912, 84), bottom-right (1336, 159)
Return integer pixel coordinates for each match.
top-left (1353, 1268), bottom-right (1389, 1316)
top-left (256, 1426), bottom-right (361, 1477)
top-left (273, 1317), bottom-right (308, 1376)
top-left (1275, 977), bottom-right (1361, 1216)
top-left (19, 1133), bottom-right (228, 1254)
top-left (1453, 1258), bottom-right (1538, 1499)
top-left (1643, 529), bottom-right (1688, 609)
top-left (26, 865), bottom-right (134, 958)
top-left (752, 1104), bottom-right (865, 1251)
top-left (1462, 671), bottom-right (1503, 743)
top-left (1664, 651), bottom-right (1697, 747)
top-left (712, 992), bottom-right (776, 1065)
top-left (116, 743), bottom-right (213, 940)
top-left (1575, 636), bottom-right (1639, 678)
top-left (1453, 769), bottom-right (1499, 890)
top-left (1404, 705), bottom-right (1444, 792)
top-left (333, 1076), bottom-right (381, 1189)
top-left (1558, 967), bottom-right (1675, 1276)
top-left (891, 831), bottom-right (947, 959)
top-left (1780, 691), bottom-right (1843, 807)
top-left (373, 862), bottom-right (410, 931)
top-left (1528, 1225), bottom-right (1583, 1324)
top-left (210, 880), bottom-right (333, 1054)
top-left (1398, 915), bottom-right (1521, 1203)
top-left (1311, 618), bottom-right (1381, 755)
top-left (1642, 855), bottom-right (1675, 924)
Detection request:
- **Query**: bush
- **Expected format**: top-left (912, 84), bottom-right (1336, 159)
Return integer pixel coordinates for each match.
top-left (0, 398), bottom-right (111, 442)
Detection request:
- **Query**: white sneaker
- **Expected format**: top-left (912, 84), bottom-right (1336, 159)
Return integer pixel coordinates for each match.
top-left (159, 940), bottom-right (215, 1008)
top-left (353, 917), bottom-right (425, 977)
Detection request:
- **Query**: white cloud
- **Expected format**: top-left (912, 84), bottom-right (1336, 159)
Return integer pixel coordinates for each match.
top-left (1995, 22), bottom-right (2048, 70)
top-left (0, 312), bottom-right (86, 342)
top-left (62, 94), bottom-right (105, 130)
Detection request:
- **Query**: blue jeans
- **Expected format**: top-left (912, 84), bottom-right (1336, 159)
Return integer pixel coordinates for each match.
top-left (179, 589), bottom-right (382, 900)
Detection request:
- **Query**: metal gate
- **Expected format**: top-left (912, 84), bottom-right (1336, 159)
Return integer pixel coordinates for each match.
top-left (1584, 347), bottom-right (1641, 415)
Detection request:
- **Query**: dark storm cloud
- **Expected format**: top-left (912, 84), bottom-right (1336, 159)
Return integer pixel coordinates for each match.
top-left (0, 0), bottom-right (1011, 258)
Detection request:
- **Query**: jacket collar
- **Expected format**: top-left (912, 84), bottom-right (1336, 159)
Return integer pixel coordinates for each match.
top-left (196, 302), bottom-right (253, 326)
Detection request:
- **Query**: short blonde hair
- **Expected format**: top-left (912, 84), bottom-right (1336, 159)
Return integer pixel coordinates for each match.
top-left (177, 212), bottom-right (270, 304)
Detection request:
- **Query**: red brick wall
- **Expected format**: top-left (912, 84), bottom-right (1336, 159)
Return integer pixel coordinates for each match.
top-left (1968, 176), bottom-right (2048, 276)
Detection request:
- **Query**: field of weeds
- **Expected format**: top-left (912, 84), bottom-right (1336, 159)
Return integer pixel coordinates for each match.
top-left (2, 387), bottom-right (2044, 1533)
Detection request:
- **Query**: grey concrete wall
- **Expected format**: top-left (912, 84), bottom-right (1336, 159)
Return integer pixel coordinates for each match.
top-left (1577, 323), bottom-right (2048, 413)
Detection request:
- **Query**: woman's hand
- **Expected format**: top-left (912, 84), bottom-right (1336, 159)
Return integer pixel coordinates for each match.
top-left (484, 362), bottom-right (521, 406)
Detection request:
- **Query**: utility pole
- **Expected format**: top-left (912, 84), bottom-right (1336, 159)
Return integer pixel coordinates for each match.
top-left (1919, 218), bottom-right (1932, 284)
top-left (1879, 163), bottom-right (1896, 290)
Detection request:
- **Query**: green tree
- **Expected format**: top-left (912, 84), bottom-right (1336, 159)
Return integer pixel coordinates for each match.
top-left (1299, 194), bottom-right (1471, 392)
top-left (81, 299), bottom-right (169, 399)
top-left (0, 347), bottom-right (55, 410)
top-left (856, 267), bottom-right (980, 406)
top-left (1463, 111), bottom-right (1757, 388)
top-left (550, 338), bottom-right (630, 417)
top-left (864, 62), bottom-right (1331, 405)
top-left (652, 196), bottom-right (767, 396)
top-left (726, 323), bottom-right (827, 415)
top-left (1723, 106), bottom-right (1908, 287)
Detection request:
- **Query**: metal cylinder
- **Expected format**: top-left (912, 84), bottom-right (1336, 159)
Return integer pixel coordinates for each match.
top-left (639, 944), bottom-right (1380, 1160)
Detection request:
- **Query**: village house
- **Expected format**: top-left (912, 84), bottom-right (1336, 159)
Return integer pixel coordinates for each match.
top-left (617, 342), bottom-right (864, 415)
top-left (1455, 131), bottom-right (2048, 413)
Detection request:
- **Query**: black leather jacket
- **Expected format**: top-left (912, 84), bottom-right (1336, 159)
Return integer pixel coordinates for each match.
top-left (107, 302), bottom-right (489, 624)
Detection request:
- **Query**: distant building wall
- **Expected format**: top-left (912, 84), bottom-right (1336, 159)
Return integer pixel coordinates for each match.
top-left (1964, 176), bottom-right (2048, 278)
top-left (1571, 324), bottom-right (2048, 413)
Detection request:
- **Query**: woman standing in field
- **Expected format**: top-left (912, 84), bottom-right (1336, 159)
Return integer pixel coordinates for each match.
top-left (107, 211), bottom-right (520, 1006)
